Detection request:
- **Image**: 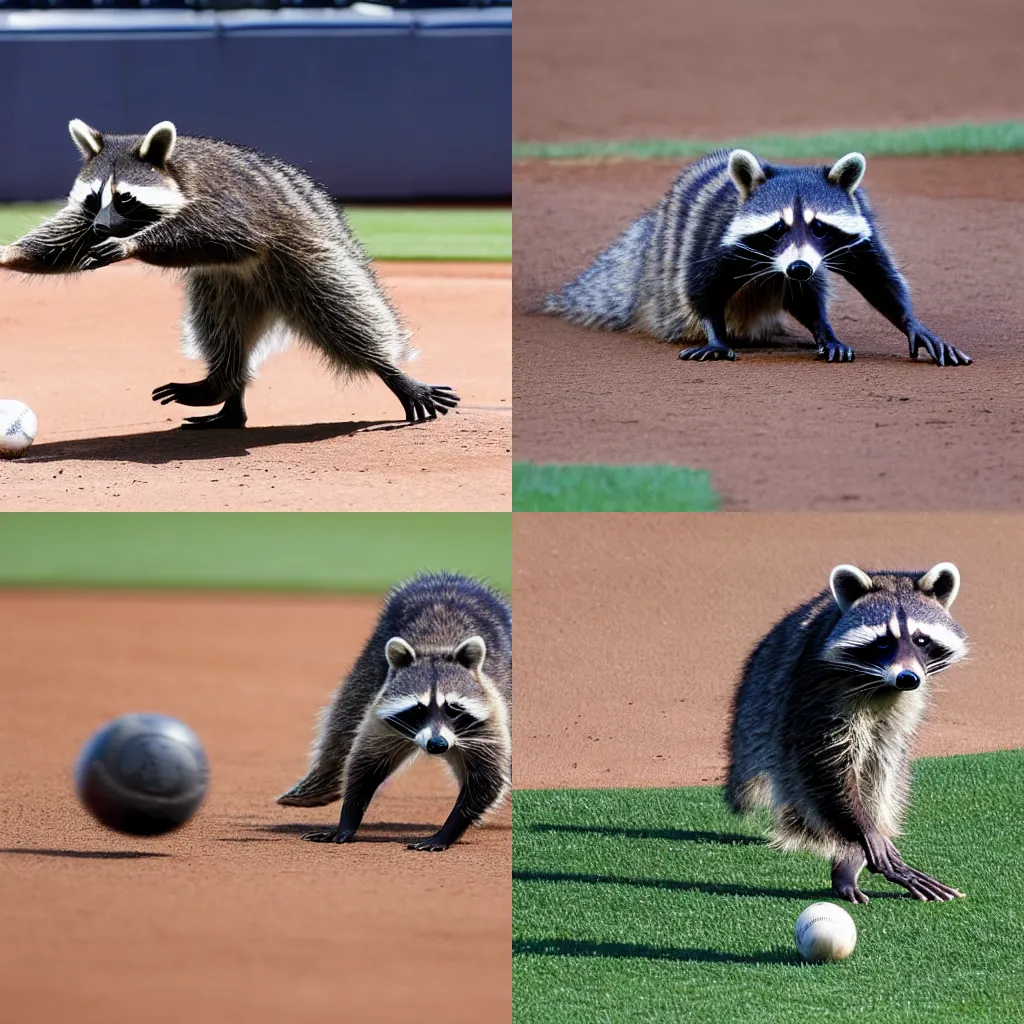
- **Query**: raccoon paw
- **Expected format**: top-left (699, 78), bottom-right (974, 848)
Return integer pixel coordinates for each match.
top-left (907, 324), bottom-right (972, 366)
top-left (80, 237), bottom-right (129, 271)
top-left (678, 343), bottom-right (736, 362)
top-left (408, 834), bottom-right (451, 852)
top-left (816, 339), bottom-right (855, 362)
top-left (301, 829), bottom-right (355, 844)
top-left (402, 385), bottom-right (460, 424)
top-left (152, 380), bottom-right (230, 408)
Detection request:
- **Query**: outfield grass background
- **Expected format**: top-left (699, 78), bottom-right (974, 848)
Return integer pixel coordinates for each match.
top-left (514, 120), bottom-right (1024, 162)
top-left (513, 751), bottom-right (1024, 1022)
top-left (0, 205), bottom-right (511, 262)
top-left (0, 513), bottom-right (511, 593)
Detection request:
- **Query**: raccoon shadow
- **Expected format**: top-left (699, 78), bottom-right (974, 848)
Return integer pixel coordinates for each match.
top-left (514, 868), bottom-right (906, 902)
top-left (531, 823), bottom-right (762, 846)
top-left (513, 937), bottom-right (804, 967)
top-left (0, 847), bottom-right (168, 860)
top-left (23, 419), bottom-right (409, 465)
top-left (250, 821), bottom-right (443, 844)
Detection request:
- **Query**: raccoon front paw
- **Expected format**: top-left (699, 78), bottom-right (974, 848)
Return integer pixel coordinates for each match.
top-left (408, 834), bottom-right (451, 852)
top-left (301, 828), bottom-right (355, 844)
top-left (907, 323), bottom-right (972, 366)
top-left (402, 385), bottom-right (460, 423)
top-left (678, 343), bottom-right (736, 362)
top-left (79, 237), bottom-right (130, 271)
top-left (816, 339), bottom-right (855, 362)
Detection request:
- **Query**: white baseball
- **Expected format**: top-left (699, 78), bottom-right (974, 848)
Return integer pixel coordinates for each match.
top-left (794, 902), bottom-right (857, 962)
top-left (0, 399), bottom-right (38, 458)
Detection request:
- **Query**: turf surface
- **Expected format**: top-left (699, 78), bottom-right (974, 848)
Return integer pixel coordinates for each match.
top-left (513, 120), bottom-right (1024, 162)
top-left (512, 463), bottom-right (719, 512)
top-left (0, 205), bottom-right (511, 262)
top-left (0, 512), bottom-right (511, 593)
top-left (513, 751), bottom-right (1024, 1022)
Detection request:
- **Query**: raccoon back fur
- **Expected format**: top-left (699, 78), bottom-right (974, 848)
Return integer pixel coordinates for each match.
top-left (545, 149), bottom-right (971, 366)
top-left (278, 572), bottom-right (511, 852)
top-left (727, 562), bottom-right (968, 903)
top-left (0, 119), bottom-right (459, 428)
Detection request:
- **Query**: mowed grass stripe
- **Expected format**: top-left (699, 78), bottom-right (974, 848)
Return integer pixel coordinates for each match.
top-left (0, 512), bottom-right (511, 593)
top-left (0, 205), bottom-right (511, 262)
top-left (513, 751), bottom-right (1024, 1023)
top-left (514, 120), bottom-right (1024, 162)
top-left (512, 462), bottom-right (719, 512)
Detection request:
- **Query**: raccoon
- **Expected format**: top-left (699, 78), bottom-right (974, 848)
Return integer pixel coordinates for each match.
top-left (0, 119), bottom-right (459, 428)
top-left (277, 573), bottom-right (511, 852)
top-left (726, 562), bottom-right (968, 903)
top-left (545, 149), bottom-right (971, 366)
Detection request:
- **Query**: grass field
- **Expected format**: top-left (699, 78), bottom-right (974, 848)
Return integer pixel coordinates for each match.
top-left (513, 120), bottom-right (1024, 162)
top-left (0, 512), bottom-right (511, 592)
top-left (0, 205), bottom-right (511, 262)
top-left (512, 463), bottom-right (719, 512)
top-left (513, 751), bottom-right (1024, 1022)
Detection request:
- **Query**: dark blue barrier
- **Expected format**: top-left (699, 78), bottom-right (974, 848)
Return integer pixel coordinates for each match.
top-left (0, 7), bottom-right (510, 200)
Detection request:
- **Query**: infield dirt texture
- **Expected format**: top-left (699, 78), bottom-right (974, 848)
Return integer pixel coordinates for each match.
top-left (513, 0), bottom-right (1024, 509)
top-left (0, 260), bottom-right (510, 510)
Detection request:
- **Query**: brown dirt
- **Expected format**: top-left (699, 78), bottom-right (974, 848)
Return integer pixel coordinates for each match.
top-left (0, 262), bottom-right (510, 510)
top-left (0, 591), bottom-right (510, 1023)
top-left (514, 0), bottom-right (1024, 142)
top-left (513, 155), bottom-right (1024, 509)
top-left (514, 513), bottom-right (1024, 790)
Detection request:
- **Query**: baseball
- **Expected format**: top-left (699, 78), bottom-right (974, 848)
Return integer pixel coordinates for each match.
top-left (0, 399), bottom-right (37, 458)
top-left (794, 902), bottom-right (857, 962)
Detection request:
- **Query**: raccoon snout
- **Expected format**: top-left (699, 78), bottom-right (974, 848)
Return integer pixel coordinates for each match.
top-left (894, 670), bottom-right (921, 691)
top-left (785, 260), bottom-right (813, 282)
top-left (425, 735), bottom-right (449, 755)
top-left (92, 206), bottom-right (113, 238)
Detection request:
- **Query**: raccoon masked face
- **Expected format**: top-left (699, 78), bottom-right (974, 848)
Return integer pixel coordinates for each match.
top-left (822, 563), bottom-right (968, 690)
top-left (374, 636), bottom-right (493, 755)
top-left (67, 119), bottom-right (185, 240)
top-left (722, 150), bottom-right (873, 283)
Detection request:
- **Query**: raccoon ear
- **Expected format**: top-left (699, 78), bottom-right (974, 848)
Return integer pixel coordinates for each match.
top-left (727, 149), bottom-right (767, 201)
top-left (827, 152), bottom-right (866, 194)
top-left (68, 119), bottom-right (103, 160)
top-left (138, 121), bottom-right (178, 168)
top-left (454, 635), bottom-right (487, 672)
top-left (385, 636), bottom-right (416, 669)
top-left (917, 562), bottom-right (960, 610)
top-left (829, 564), bottom-right (874, 612)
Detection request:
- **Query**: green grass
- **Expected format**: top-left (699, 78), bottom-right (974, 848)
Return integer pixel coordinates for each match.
top-left (514, 120), bottom-right (1024, 162)
top-left (512, 463), bottom-right (719, 512)
top-left (0, 204), bottom-right (511, 262)
top-left (513, 751), bottom-right (1024, 1023)
top-left (0, 512), bottom-right (510, 593)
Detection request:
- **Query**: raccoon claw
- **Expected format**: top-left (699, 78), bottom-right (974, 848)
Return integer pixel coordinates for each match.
top-left (408, 834), bottom-right (451, 852)
top-left (401, 385), bottom-right (460, 424)
top-left (678, 344), bottom-right (736, 362)
top-left (301, 829), bottom-right (355, 844)
top-left (816, 339), bottom-right (854, 362)
top-left (152, 381), bottom-right (229, 407)
top-left (80, 238), bottom-right (128, 271)
top-left (907, 324), bottom-right (972, 366)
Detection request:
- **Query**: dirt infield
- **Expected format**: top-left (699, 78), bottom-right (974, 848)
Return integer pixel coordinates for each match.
top-left (514, 513), bottom-right (1024, 790)
top-left (0, 262), bottom-right (510, 510)
top-left (513, 155), bottom-right (1024, 509)
top-left (514, 0), bottom-right (1024, 142)
top-left (0, 591), bottom-right (510, 1023)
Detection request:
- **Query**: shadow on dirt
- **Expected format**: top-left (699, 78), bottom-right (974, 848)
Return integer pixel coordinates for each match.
top-left (22, 420), bottom-right (412, 466)
top-left (513, 936), bottom-right (805, 966)
top-left (249, 821), bottom-right (444, 844)
top-left (0, 847), bottom-right (169, 860)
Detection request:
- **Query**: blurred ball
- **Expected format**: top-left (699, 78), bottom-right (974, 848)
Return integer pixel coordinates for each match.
top-left (0, 399), bottom-right (37, 458)
top-left (75, 713), bottom-right (208, 836)
top-left (794, 902), bottom-right (857, 962)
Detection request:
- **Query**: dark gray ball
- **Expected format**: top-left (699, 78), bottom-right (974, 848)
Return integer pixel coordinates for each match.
top-left (75, 714), bottom-right (208, 836)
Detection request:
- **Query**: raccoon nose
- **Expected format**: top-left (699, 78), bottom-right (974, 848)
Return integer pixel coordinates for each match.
top-left (785, 260), bottom-right (813, 281)
top-left (425, 736), bottom-right (449, 755)
top-left (894, 670), bottom-right (921, 691)
top-left (93, 206), bottom-right (112, 237)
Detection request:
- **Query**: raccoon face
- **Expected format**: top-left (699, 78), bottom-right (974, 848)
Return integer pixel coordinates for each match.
top-left (374, 635), bottom-right (493, 755)
top-left (67, 119), bottom-right (186, 240)
top-left (722, 151), bottom-right (873, 282)
top-left (822, 563), bottom-right (967, 690)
